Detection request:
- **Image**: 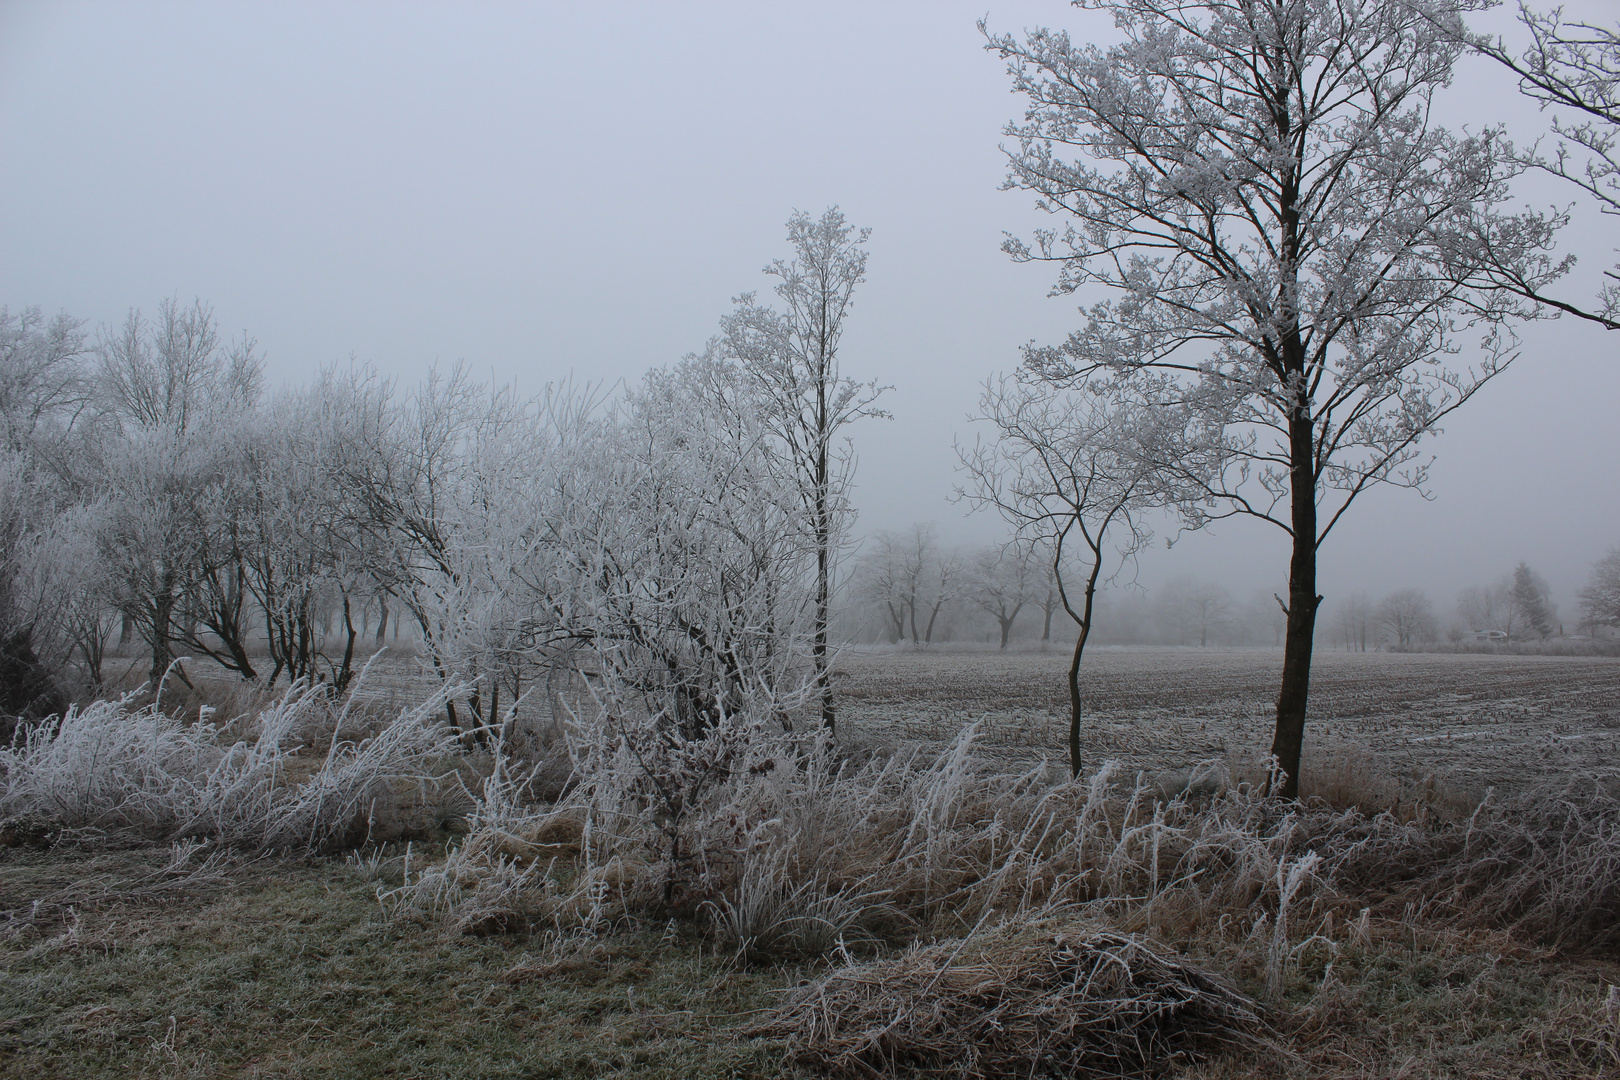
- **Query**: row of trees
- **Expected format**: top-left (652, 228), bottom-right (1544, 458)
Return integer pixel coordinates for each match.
top-left (8, 0), bottom-right (1614, 804)
top-left (0, 210), bottom-right (881, 746)
top-left (1331, 554), bottom-right (1620, 651)
top-left (848, 525), bottom-right (1292, 649)
top-left (850, 535), bottom-right (1618, 653)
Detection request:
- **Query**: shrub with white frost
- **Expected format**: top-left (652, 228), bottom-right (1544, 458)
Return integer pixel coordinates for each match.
top-left (0, 679), bottom-right (463, 851)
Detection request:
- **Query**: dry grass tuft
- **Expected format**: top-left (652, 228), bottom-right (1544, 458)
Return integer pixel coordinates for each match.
top-left (750, 916), bottom-right (1270, 1079)
top-left (1391, 777), bottom-right (1620, 951)
top-left (0, 675), bottom-right (468, 852)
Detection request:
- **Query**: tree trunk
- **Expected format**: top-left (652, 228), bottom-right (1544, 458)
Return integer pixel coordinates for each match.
top-left (375, 592), bottom-right (389, 647)
top-left (1270, 411), bottom-right (1321, 800)
top-left (814, 379), bottom-right (834, 733)
top-left (149, 570), bottom-right (176, 687)
top-left (334, 592), bottom-right (358, 696)
top-left (1067, 564), bottom-right (1103, 779)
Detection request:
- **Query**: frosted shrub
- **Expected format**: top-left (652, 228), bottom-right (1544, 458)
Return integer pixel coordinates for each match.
top-left (394, 719), bottom-right (1395, 965)
top-left (0, 679), bottom-right (463, 850)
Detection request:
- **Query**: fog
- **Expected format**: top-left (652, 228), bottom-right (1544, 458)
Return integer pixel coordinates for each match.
top-left (4, 0), bottom-right (1616, 616)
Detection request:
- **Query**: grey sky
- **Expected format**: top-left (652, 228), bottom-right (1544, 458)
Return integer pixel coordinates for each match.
top-left (2, 0), bottom-right (1616, 619)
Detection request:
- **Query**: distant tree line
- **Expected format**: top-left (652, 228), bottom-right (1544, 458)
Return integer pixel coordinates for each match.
top-left (844, 524), bottom-right (1291, 650)
top-left (844, 529), bottom-right (1620, 657)
top-left (1326, 555), bottom-right (1620, 652)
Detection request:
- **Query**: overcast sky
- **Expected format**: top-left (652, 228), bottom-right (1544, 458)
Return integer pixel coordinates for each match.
top-left (3, 0), bottom-right (1616, 620)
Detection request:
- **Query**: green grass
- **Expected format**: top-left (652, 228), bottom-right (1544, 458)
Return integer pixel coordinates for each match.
top-left (0, 844), bottom-right (802, 1079)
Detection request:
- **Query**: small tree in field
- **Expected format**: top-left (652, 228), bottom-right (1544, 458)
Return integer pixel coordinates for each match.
top-left (985, 0), bottom-right (1566, 797)
top-left (967, 543), bottom-right (1035, 649)
top-left (1158, 576), bottom-right (1234, 648)
top-left (958, 374), bottom-right (1166, 776)
top-left (853, 529), bottom-right (913, 645)
top-left (1334, 592), bottom-right (1373, 652)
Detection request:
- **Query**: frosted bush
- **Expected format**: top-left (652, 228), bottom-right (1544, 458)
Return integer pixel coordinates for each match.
top-left (0, 679), bottom-right (463, 850)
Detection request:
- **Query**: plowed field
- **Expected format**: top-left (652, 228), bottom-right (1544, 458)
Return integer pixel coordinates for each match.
top-left (832, 646), bottom-right (1620, 794)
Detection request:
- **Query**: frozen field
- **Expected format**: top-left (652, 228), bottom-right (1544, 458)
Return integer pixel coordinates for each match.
top-left (832, 646), bottom-right (1620, 794)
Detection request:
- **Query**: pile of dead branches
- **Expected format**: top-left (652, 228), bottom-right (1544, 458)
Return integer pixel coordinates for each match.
top-left (749, 918), bottom-right (1271, 1079)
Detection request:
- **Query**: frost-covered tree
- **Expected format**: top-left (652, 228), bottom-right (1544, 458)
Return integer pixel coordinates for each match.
top-left (1457, 3), bottom-right (1620, 328)
top-left (714, 208), bottom-right (887, 732)
top-left (1577, 546), bottom-right (1620, 631)
top-left (0, 307), bottom-right (91, 720)
top-left (958, 374), bottom-right (1166, 775)
top-left (0, 307), bottom-right (90, 458)
top-left (985, 0), bottom-right (1566, 797)
top-left (90, 299), bottom-right (262, 686)
top-left (1376, 588), bottom-right (1439, 648)
top-left (966, 543), bottom-right (1035, 649)
top-left (577, 356), bottom-right (814, 735)
top-left (852, 529), bottom-right (915, 645)
top-left (1159, 576), bottom-right (1234, 648)
top-left (853, 524), bottom-right (953, 646)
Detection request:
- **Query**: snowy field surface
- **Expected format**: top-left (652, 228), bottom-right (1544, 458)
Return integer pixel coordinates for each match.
top-left (831, 646), bottom-right (1620, 794)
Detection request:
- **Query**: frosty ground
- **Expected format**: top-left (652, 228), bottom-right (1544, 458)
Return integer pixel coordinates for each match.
top-left (2, 647), bottom-right (1618, 1079)
top-left (834, 646), bottom-right (1620, 796)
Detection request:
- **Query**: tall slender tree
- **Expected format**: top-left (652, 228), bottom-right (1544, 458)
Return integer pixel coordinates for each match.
top-left (717, 208), bottom-right (888, 733)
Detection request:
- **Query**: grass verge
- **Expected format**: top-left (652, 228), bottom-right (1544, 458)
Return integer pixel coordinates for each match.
top-left (0, 840), bottom-right (800, 1079)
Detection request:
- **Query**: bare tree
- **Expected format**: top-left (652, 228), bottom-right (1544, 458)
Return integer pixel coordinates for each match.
top-left (967, 543), bottom-right (1034, 649)
top-left (1377, 588), bottom-right (1439, 649)
top-left (1242, 588), bottom-right (1287, 647)
top-left (958, 374), bottom-right (1164, 776)
top-left (917, 545), bottom-right (964, 646)
top-left (716, 208), bottom-right (888, 733)
top-left (1158, 577), bottom-right (1234, 648)
top-left (1333, 591), bottom-right (1373, 653)
top-left (853, 530), bottom-right (913, 644)
top-left (1032, 545), bottom-right (1066, 644)
top-left (1577, 545), bottom-right (1620, 632)
top-left (859, 522), bottom-right (948, 646)
top-left (985, 0), bottom-right (1562, 797)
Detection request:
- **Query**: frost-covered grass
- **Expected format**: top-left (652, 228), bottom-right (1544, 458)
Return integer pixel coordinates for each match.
top-left (0, 842), bottom-right (795, 1079)
top-left (4, 760), bottom-right (1617, 1079)
top-left (0, 678), bottom-right (466, 851)
top-left (4, 663), bottom-right (1619, 1078)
